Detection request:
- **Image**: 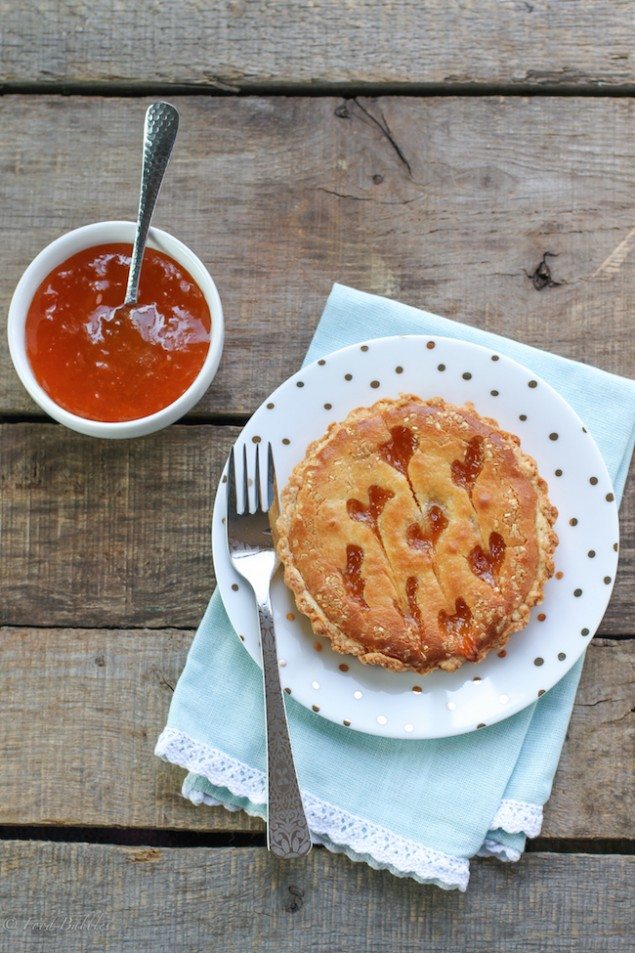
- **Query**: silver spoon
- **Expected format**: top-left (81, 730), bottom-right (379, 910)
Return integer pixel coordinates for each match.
top-left (124, 102), bottom-right (180, 306)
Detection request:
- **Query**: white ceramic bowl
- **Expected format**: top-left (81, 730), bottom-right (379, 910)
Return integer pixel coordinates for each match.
top-left (7, 221), bottom-right (224, 438)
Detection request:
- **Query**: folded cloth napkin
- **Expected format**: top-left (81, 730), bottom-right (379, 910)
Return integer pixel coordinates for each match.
top-left (156, 284), bottom-right (635, 890)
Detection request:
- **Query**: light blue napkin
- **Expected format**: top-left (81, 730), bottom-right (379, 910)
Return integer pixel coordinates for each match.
top-left (156, 284), bottom-right (635, 890)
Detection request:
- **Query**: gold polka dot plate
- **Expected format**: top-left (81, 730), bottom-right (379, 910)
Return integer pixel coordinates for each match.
top-left (212, 336), bottom-right (619, 739)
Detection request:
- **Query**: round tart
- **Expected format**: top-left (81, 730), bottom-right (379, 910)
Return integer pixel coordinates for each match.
top-left (276, 395), bottom-right (558, 675)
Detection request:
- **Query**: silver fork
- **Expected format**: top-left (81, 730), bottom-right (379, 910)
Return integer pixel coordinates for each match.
top-left (226, 442), bottom-right (312, 859)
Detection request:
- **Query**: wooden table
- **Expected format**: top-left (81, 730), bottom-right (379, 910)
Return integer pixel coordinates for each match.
top-left (1, 4), bottom-right (633, 950)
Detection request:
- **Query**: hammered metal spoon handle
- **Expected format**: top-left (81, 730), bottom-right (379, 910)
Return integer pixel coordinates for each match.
top-left (124, 102), bottom-right (179, 306)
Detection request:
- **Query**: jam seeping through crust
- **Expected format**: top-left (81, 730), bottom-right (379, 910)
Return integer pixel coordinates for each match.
top-left (277, 395), bottom-right (558, 676)
top-left (342, 425), bottom-right (504, 661)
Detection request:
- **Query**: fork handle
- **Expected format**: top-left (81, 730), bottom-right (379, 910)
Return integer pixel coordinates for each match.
top-left (257, 597), bottom-right (312, 858)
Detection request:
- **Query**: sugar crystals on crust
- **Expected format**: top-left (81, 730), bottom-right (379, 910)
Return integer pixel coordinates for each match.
top-left (275, 395), bottom-right (558, 676)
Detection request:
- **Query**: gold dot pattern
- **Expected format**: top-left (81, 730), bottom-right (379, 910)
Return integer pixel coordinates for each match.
top-left (223, 339), bottom-right (618, 738)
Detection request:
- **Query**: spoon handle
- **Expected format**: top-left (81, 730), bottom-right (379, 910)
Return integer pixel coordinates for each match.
top-left (125, 102), bottom-right (179, 306)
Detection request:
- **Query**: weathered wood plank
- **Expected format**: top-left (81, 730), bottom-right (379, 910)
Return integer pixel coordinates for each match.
top-left (0, 844), bottom-right (631, 953)
top-left (1, 96), bottom-right (635, 421)
top-left (1, 424), bottom-right (632, 633)
top-left (1, 2), bottom-right (634, 90)
top-left (0, 424), bottom-right (236, 629)
top-left (0, 625), bottom-right (260, 833)
top-left (0, 627), bottom-right (630, 839)
top-left (547, 640), bottom-right (634, 840)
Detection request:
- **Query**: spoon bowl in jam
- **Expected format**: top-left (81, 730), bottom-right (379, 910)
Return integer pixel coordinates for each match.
top-left (8, 220), bottom-right (224, 438)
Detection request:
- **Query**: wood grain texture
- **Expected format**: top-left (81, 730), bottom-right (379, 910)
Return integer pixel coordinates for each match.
top-left (0, 626), bottom-right (630, 839)
top-left (1, 96), bottom-right (634, 423)
top-left (0, 625), bottom-right (260, 833)
top-left (0, 844), bottom-right (632, 953)
top-left (1, 424), bottom-right (632, 633)
top-left (0, 424), bottom-right (237, 629)
top-left (1, 2), bottom-right (634, 90)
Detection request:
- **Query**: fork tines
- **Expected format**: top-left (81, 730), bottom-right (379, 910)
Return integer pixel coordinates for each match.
top-left (227, 441), bottom-right (276, 515)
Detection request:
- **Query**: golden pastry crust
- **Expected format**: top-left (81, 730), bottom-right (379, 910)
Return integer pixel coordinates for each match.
top-left (275, 396), bottom-right (558, 676)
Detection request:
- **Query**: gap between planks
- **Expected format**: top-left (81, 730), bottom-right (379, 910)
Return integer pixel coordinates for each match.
top-left (0, 413), bottom-right (250, 426)
top-left (0, 826), bottom-right (632, 856)
top-left (4, 623), bottom-right (634, 639)
top-left (5, 82), bottom-right (635, 98)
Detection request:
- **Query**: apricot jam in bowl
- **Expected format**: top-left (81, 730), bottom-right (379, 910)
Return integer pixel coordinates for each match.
top-left (8, 221), bottom-right (224, 438)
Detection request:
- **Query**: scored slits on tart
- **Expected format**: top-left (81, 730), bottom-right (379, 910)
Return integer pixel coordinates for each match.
top-left (275, 396), bottom-right (558, 676)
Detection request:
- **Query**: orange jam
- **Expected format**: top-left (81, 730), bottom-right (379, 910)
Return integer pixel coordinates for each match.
top-left (25, 243), bottom-right (211, 422)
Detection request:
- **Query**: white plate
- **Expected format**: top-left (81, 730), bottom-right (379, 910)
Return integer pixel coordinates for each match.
top-left (212, 335), bottom-right (619, 739)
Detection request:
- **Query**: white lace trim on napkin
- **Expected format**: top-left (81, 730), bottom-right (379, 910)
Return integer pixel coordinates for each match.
top-left (490, 798), bottom-right (543, 838)
top-left (477, 839), bottom-right (523, 862)
top-left (155, 726), bottom-right (470, 891)
top-left (474, 797), bottom-right (543, 860)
